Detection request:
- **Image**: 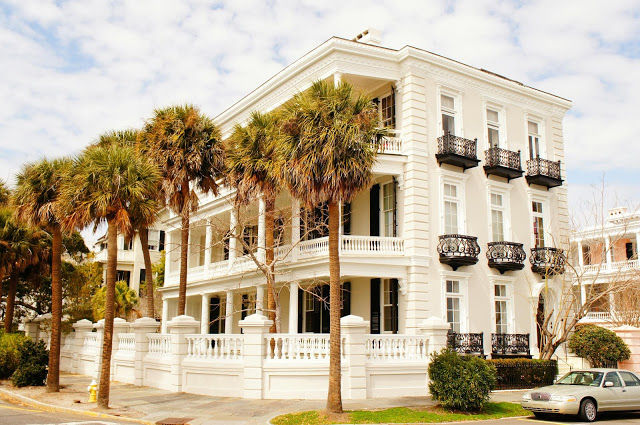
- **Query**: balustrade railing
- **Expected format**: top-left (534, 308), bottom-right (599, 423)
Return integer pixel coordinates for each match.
top-left (298, 235), bottom-right (405, 258)
top-left (526, 158), bottom-right (562, 179)
top-left (117, 333), bottom-right (136, 353)
top-left (83, 333), bottom-right (100, 353)
top-left (530, 247), bottom-right (566, 275)
top-left (491, 333), bottom-right (530, 356)
top-left (437, 134), bottom-right (478, 159)
top-left (372, 130), bottom-right (403, 154)
top-left (485, 147), bottom-right (521, 170)
top-left (185, 335), bottom-right (243, 360)
top-left (579, 259), bottom-right (639, 274)
top-left (148, 334), bottom-right (171, 357)
top-left (265, 334), bottom-right (335, 360)
top-left (447, 332), bottom-right (485, 356)
top-left (365, 335), bottom-right (429, 361)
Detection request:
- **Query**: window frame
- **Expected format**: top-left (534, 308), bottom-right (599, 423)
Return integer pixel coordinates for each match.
top-left (486, 181), bottom-right (512, 242)
top-left (440, 171), bottom-right (468, 235)
top-left (483, 102), bottom-right (507, 150)
top-left (440, 271), bottom-right (470, 333)
top-left (380, 179), bottom-right (397, 237)
top-left (380, 278), bottom-right (398, 334)
top-left (437, 87), bottom-right (463, 137)
top-left (525, 115), bottom-right (546, 160)
top-left (379, 91), bottom-right (396, 129)
top-left (490, 276), bottom-right (515, 334)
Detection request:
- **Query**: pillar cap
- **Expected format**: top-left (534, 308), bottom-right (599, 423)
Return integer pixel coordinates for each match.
top-left (34, 313), bottom-right (52, 322)
top-left (340, 315), bottom-right (370, 328)
top-left (239, 313), bottom-right (272, 327)
top-left (132, 317), bottom-right (160, 330)
top-left (73, 319), bottom-right (93, 330)
top-left (420, 316), bottom-right (450, 331)
top-left (167, 315), bottom-right (199, 328)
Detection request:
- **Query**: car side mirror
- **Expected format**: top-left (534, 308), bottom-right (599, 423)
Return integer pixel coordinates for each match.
top-left (604, 381), bottom-right (614, 388)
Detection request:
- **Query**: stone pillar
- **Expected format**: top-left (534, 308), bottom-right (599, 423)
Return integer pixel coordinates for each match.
top-left (93, 320), bottom-right (106, 380)
top-left (291, 199), bottom-right (300, 261)
top-left (161, 298), bottom-right (169, 333)
top-left (256, 285), bottom-right (265, 315)
top-left (200, 293), bottom-right (210, 334)
top-left (341, 315), bottom-right (369, 400)
top-left (132, 317), bottom-right (159, 386)
top-left (204, 223), bottom-right (213, 267)
top-left (419, 317), bottom-right (450, 354)
top-left (289, 282), bottom-right (299, 333)
top-left (24, 320), bottom-right (39, 342)
top-left (225, 291), bottom-right (234, 334)
top-left (72, 319), bottom-right (93, 374)
top-left (239, 313), bottom-right (272, 399)
top-left (229, 208), bottom-right (238, 264)
top-left (166, 315), bottom-right (199, 393)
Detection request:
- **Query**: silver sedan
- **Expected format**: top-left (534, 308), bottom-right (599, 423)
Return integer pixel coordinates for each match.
top-left (521, 369), bottom-right (640, 422)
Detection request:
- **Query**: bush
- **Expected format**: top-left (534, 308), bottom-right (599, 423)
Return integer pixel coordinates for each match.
top-left (0, 332), bottom-right (29, 379)
top-left (569, 324), bottom-right (630, 368)
top-left (11, 339), bottom-right (48, 387)
top-left (487, 359), bottom-right (557, 389)
top-left (428, 349), bottom-right (497, 411)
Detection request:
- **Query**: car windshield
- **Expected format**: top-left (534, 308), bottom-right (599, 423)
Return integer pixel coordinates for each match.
top-left (556, 371), bottom-right (603, 387)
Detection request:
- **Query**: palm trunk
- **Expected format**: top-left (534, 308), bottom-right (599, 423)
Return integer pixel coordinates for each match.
top-left (178, 209), bottom-right (189, 316)
top-left (46, 225), bottom-right (63, 392)
top-left (326, 200), bottom-right (342, 414)
top-left (265, 196), bottom-right (276, 332)
top-left (138, 228), bottom-right (155, 318)
top-left (98, 220), bottom-right (117, 408)
top-left (3, 271), bottom-right (18, 333)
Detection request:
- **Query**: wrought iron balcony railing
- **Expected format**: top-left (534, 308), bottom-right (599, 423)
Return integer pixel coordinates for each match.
top-left (486, 242), bottom-right (526, 273)
top-left (530, 247), bottom-right (566, 276)
top-left (526, 157), bottom-right (563, 188)
top-left (438, 234), bottom-right (481, 270)
top-left (447, 332), bottom-right (485, 356)
top-left (491, 333), bottom-right (531, 357)
top-left (484, 147), bottom-right (523, 180)
top-left (436, 133), bottom-right (480, 170)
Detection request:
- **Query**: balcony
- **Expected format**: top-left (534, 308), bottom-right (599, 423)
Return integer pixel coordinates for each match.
top-left (491, 333), bottom-right (531, 358)
top-left (525, 158), bottom-right (563, 188)
top-left (483, 148), bottom-right (523, 180)
top-left (447, 332), bottom-right (485, 356)
top-left (486, 242), bottom-right (526, 274)
top-left (530, 247), bottom-right (566, 276)
top-left (372, 130), bottom-right (403, 155)
top-left (438, 234), bottom-right (481, 270)
top-left (578, 259), bottom-right (639, 275)
top-left (299, 235), bottom-right (405, 258)
top-left (436, 134), bottom-right (480, 170)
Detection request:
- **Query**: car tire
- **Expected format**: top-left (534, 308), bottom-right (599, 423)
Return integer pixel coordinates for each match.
top-left (579, 398), bottom-right (597, 422)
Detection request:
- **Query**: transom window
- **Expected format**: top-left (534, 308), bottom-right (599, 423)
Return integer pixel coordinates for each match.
top-left (382, 181), bottom-right (396, 237)
top-left (443, 183), bottom-right (460, 234)
top-left (441, 94), bottom-right (456, 135)
top-left (532, 201), bottom-right (545, 248)
top-left (380, 92), bottom-right (396, 129)
top-left (528, 121), bottom-right (542, 159)
top-left (487, 109), bottom-right (500, 148)
top-left (494, 284), bottom-right (509, 334)
top-left (491, 193), bottom-right (505, 241)
top-left (445, 280), bottom-right (462, 333)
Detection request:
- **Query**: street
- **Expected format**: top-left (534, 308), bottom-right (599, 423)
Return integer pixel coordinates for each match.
top-left (470, 412), bottom-right (640, 425)
top-left (0, 398), bottom-right (135, 425)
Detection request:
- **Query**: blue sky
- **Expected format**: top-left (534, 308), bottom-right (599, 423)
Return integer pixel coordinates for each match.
top-left (1, 0), bottom-right (639, 233)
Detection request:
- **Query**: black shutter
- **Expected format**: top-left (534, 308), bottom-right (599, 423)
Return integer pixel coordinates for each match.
top-left (209, 297), bottom-right (220, 334)
top-left (321, 285), bottom-right (330, 333)
top-left (342, 203), bottom-right (351, 235)
top-left (390, 279), bottom-right (399, 334)
top-left (370, 184), bottom-right (380, 237)
top-left (392, 177), bottom-right (398, 237)
top-left (370, 278), bottom-right (381, 334)
top-left (297, 287), bottom-right (304, 333)
top-left (241, 294), bottom-right (248, 319)
top-left (626, 242), bottom-right (634, 260)
top-left (391, 86), bottom-right (396, 129)
top-left (341, 281), bottom-right (351, 317)
top-left (159, 230), bottom-right (165, 251)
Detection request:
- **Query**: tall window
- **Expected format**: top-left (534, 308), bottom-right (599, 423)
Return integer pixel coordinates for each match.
top-left (494, 284), bottom-right (509, 334)
top-left (241, 294), bottom-right (256, 319)
top-left (528, 121), bottom-right (541, 159)
top-left (532, 201), bottom-right (545, 247)
top-left (441, 95), bottom-right (456, 135)
top-left (443, 183), bottom-right (459, 234)
top-left (445, 280), bottom-right (462, 333)
top-left (147, 230), bottom-right (160, 251)
top-left (382, 181), bottom-right (396, 237)
top-left (242, 225), bottom-right (258, 254)
top-left (380, 92), bottom-right (396, 129)
top-left (491, 192), bottom-right (505, 241)
top-left (381, 279), bottom-right (398, 333)
top-left (487, 109), bottom-right (500, 148)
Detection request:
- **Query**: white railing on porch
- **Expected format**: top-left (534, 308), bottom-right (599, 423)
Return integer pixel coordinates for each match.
top-left (265, 334), bottom-right (335, 360)
top-left (298, 235), bottom-right (404, 258)
top-left (366, 335), bottom-right (430, 361)
top-left (185, 334), bottom-right (243, 360)
top-left (148, 334), bottom-right (171, 356)
top-left (584, 311), bottom-right (612, 321)
top-left (373, 130), bottom-right (403, 155)
top-left (118, 333), bottom-right (136, 353)
top-left (579, 259), bottom-right (639, 274)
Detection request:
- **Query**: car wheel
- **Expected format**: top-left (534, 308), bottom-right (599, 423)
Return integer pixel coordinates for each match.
top-left (579, 399), bottom-right (597, 422)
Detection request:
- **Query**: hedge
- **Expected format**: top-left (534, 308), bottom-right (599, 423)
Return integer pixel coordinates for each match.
top-left (0, 331), bottom-right (30, 379)
top-left (487, 358), bottom-right (557, 390)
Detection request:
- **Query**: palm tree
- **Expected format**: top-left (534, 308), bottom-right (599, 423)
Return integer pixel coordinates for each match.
top-left (13, 158), bottom-right (71, 392)
top-left (226, 111), bottom-right (283, 329)
top-left (61, 143), bottom-right (160, 408)
top-left (280, 80), bottom-right (381, 413)
top-left (142, 104), bottom-right (225, 315)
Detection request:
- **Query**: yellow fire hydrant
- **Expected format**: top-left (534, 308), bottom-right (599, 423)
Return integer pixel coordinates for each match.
top-left (87, 380), bottom-right (97, 403)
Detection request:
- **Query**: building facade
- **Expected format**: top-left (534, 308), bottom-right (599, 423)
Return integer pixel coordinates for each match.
top-left (159, 32), bottom-right (571, 358)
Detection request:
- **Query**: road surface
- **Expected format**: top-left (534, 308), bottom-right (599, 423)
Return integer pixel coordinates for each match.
top-left (0, 398), bottom-right (135, 425)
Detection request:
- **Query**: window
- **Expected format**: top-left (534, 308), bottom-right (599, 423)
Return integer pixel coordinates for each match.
top-left (619, 371), bottom-right (640, 387)
top-left (494, 284), bottom-right (509, 334)
top-left (242, 225), bottom-right (258, 255)
top-left (532, 201), bottom-right (545, 247)
top-left (381, 279), bottom-right (398, 333)
top-left (443, 183), bottom-right (460, 234)
top-left (528, 121), bottom-right (542, 159)
top-left (301, 203), bottom-right (329, 240)
top-left (490, 193), bottom-right (505, 241)
top-left (445, 280), bottom-right (462, 333)
top-left (380, 92), bottom-right (396, 128)
top-left (121, 237), bottom-right (132, 251)
top-left (148, 230), bottom-right (160, 251)
top-left (116, 270), bottom-right (131, 285)
top-left (382, 181), bottom-right (396, 237)
top-left (441, 94), bottom-right (456, 135)
top-left (582, 245), bottom-right (592, 265)
top-left (605, 372), bottom-right (622, 387)
top-left (241, 294), bottom-right (256, 319)
top-left (139, 269), bottom-right (146, 285)
top-left (487, 109), bottom-right (500, 148)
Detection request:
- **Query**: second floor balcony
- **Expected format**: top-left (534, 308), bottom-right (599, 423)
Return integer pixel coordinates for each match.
top-left (483, 147), bottom-right (523, 180)
top-left (525, 157), bottom-right (563, 188)
top-left (372, 130), bottom-right (403, 155)
top-left (436, 134), bottom-right (480, 170)
top-left (486, 242), bottom-right (526, 274)
top-left (438, 234), bottom-right (481, 270)
top-left (530, 247), bottom-right (566, 276)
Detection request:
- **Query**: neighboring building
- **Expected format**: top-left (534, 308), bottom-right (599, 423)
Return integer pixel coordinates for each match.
top-left (94, 229), bottom-right (165, 295)
top-left (159, 30), bottom-right (572, 358)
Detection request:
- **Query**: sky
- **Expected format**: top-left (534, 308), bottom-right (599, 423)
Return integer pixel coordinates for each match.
top-left (1, 0), bottom-right (639, 244)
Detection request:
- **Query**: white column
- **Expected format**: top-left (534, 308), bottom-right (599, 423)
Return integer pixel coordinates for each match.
top-left (229, 209), bottom-right (238, 264)
top-left (200, 293), bottom-right (210, 334)
top-left (165, 231), bottom-right (172, 276)
top-left (204, 223), bottom-right (212, 266)
top-left (256, 285), bottom-right (265, 315)
top-left (289, 282), bottom-right (299, 333)
top-left (161, 298), bottom-right (169, 333)
top-left (605, 236), bottom-right (613, 266)
top-left (577, 239), bottom-right (584, 268)
top-left (291, 199), bottom-right (300, 260)
top-left (258, 197), bottom-right (266, 263)
top-left (225, 290), bottom-right (234, 334)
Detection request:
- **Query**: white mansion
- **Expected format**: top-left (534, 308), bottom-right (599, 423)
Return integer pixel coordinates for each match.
top-left (158, 30), bottom-right (572, 359)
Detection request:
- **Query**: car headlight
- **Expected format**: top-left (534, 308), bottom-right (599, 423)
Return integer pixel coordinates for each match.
top-left (522, 393), bottom-right (532, 400)
top-left (550, 394), bottom-right (577, 402)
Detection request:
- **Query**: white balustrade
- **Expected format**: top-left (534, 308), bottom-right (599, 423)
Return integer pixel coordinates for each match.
top-left (365, 335), bottom-right (430, 361)
top-left (265, 334), bottom-right (332, 360)
top-left (298, 237), bottom-right (330, 257)
top-left (299, 235), bottom-right (404, 258)
top-left (372, 131), bottom-right (403, 155)
top-left (147, 334), bottom-right (171, 356)
top-left (118, 333), bottom-right (136, 353)
top-left (83, 333), bottom-right (100, 354)
top-left (210, 259), bottom-right (229, 274)
top-left (579, 259), bottom-right (639, 275)
top-left (185, 334), bottom-right (243, 360)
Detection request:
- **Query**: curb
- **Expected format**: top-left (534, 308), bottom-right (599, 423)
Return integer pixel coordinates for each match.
top-left (0, 387), bottom-right (155, 425)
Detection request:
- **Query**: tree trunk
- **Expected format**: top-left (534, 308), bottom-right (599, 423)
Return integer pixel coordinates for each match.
top-left (138, 228), bottom-right (155, 318)
top-left (265, 196), bottom-right (276, 332)
top-left (326, 200), bottom-right (342, 414)
top-left (98, 220), bottom-right (117, 409)
top-left (178, 209), bottom-right (189, 316)
top-left (46, 225), bottom-right (63, 392)
top-left (3, 271), bottom-right (18, 333)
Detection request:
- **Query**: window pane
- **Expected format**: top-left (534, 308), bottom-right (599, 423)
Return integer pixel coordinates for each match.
top-left (605, 372), bottom-right (622, 387)
top-left (492, 209), bottom-right (504, 241)
top-left (487, 109), bottom-right (499, 123)
top-left (445, 201), bottom-right (458, 234)
top-left (441, 95), bottom-right (455, 109)
top-left (491, 193), bottom-right (503, 207)
top-left (447, 297), bottom-right (460, 333)
top-left (442, 114), bottom-right (455, 134)
top-left (495, 284), bottom-right (507, 297)
top-left (528, 121), bottom-right (539, 135)
top-left (444, 183), bottom-right (457, 198)
top-left (488, 127), bottom-right (499, 147)
top-left (619, 371), bottom-right (640, 386)
top-left (446, 280), bottom-right (459, 293)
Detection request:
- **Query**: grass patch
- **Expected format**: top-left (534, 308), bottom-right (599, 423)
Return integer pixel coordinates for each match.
top-left (271, 402), bottom-right (528, 425)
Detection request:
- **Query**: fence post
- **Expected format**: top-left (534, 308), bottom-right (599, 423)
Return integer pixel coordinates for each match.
top-left (419, 317), bottom-right (450, 354)
top-left (72, 319), bottom-right (93, 374)
top-left (132, 317), bottom-right (160, 386)
top-left (341, 315), bottom-right (370, 400)
top-left (24, 319), bottom-right (39, 341)
top-left (167, 315), bottom-right (199, 393)
top-left (93, 320), bottom-right (105, 380)
top-left (239, 313), bottom-right (272, 399)
top-left (110, 318), bottom-right (131, 375)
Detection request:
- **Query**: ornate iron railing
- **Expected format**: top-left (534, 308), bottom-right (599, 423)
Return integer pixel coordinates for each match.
top-left (530, 247), bottom-right (566, 275)
top-left (487, 242), bottom-right (526, 272)
top-left (447, 332), bottom-right (484, 356)
top-left (438, 235), bottom-right (481, 259)
top-left (491, 333), bottom-right (530, 355)
top-left (485, 147), bottom-right (521, 170)
top-left (437, 134), bottom-right (478, 159)
top-left (526, 158), bottom-right (561, 179)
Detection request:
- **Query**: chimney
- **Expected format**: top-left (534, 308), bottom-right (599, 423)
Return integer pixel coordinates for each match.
top-left (352, 28), bottom-right (382, 46)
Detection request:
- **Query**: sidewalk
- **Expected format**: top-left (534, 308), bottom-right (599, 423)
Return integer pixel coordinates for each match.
top-left (0, 373), bottom-right (525, 425)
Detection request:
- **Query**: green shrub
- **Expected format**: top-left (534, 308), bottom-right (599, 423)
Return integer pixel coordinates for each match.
top-left (569, 324), bottom-right (630, 367)
top-left (0, 332), bottom-right (29, 379)
top-left (428, 349), bottom-right (497, 411)
top-left (487, 358), bottom-right (557, 389)
top-left (11, 339), bottom-right (48, 387)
